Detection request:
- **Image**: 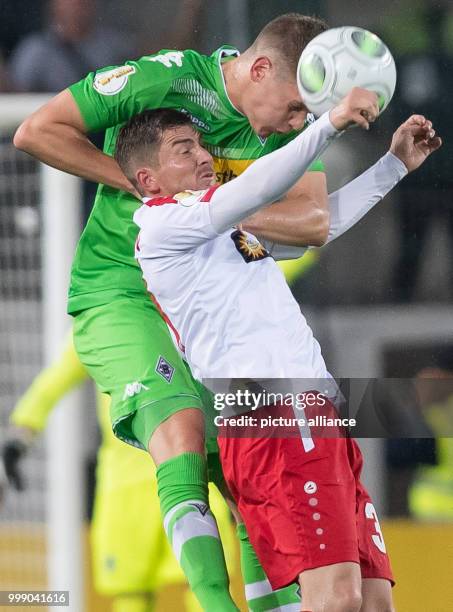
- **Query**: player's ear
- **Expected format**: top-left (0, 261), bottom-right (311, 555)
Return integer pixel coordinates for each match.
top-left (250, 56), bottom-right (272, 83)
top-left (136, 167), bottom-right (159, 195)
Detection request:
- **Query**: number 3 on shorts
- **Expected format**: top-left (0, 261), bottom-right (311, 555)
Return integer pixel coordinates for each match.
top-left (365, 501), bottom-right (387, 554)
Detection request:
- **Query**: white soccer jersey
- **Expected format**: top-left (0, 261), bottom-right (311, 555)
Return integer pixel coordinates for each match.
top-left (133, 112), bottom-right (406, 386)
top-left (134, 187), bottom-right (328, 382)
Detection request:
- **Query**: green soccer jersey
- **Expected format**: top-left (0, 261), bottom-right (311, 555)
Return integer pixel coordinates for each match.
top-left (68, 47), bottom-right (324, 314)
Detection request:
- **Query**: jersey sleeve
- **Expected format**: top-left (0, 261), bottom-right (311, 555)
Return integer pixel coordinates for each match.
top-left (135, 188), bottom-right (220, 256)
top-left (269, 117), bottom-right (325, 173)
top-left (68, 50), bottom-right (187, 132)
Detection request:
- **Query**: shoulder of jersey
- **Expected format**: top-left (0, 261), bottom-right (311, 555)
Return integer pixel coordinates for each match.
top-left (93, 48), bottom-right (208, 95)
top-left (173, 186), bottom-right (219, 207)
top-left (137, 47), bottom-right (203, 68)
top-left (144, 186), bottom-right (219, 209)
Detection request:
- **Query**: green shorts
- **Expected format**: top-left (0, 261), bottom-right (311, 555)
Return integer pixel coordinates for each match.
top-left (73, 296), bottom-right (211, 449)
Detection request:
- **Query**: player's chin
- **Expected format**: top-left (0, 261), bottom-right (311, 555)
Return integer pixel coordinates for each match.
top-left (257, 127), bottom-right (272, 138)
top-left (197, 173), bottom-right (216, 188)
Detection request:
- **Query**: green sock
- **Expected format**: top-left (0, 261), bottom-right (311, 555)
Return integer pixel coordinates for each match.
top-left (157, 453), bottom-right (239, 611)
top-left (237, 523), bottom-right (301, 611)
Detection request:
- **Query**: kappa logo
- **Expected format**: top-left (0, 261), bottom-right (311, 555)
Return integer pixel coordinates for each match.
top-left (180, 108), bottom-right (211, 132)
top-left (189, 502), bottom-right (209, 516)
top-left (122, 381), bottom-right (149, 400)
top-left (303, 481), bottom-right (318, 494)
top-left (156, 356), bottom-right (175, 383)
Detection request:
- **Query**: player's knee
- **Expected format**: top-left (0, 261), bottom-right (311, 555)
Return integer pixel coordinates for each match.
top-left (328, 581), bottom-right (362, 612)
top-left (361, 596), bottom-right (395, 612)
top-left (149, 408), bottom-right (205, 463)
top-left (304, 579), bottom-right (362, 612)
top-left (361, 578), bottom-right (394, 611)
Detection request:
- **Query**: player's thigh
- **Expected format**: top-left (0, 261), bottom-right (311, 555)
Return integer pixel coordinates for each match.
top-left (360, 578), bottom-right (394, 612)
top-left (73, 297), bottom-right (204, 448)
top-left (218, 434), bottom-right (362, 590)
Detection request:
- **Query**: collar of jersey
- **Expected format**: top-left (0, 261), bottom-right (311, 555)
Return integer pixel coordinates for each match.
top-left (142, 195), bottom-right (177, 207)
top-left (212, 45), bottom-right (244, 118)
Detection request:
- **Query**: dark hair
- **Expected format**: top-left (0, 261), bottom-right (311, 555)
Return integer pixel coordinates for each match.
top-left (115, 108), bottom-right (193, 192)
top-left (252, 13), bottom-right (328, 78)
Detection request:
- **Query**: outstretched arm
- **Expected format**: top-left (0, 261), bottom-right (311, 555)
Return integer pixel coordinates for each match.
top-left (261, 115), bottom-right (442, 260)
top-left (14, 90), bottom-right (135, 193)
top-left (209, 88), bottom-right (378, 234)
top-left (243, 171), bottom-right (330, 247)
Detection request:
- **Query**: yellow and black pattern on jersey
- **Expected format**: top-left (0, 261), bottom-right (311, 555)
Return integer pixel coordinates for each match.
top-left (231, 230), bottom-right (269, 263)
top-left (213, 157), bottom-right (254, 184)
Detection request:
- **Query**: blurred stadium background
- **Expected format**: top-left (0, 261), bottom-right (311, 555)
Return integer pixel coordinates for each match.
top-left (1, 0), bottom-right (453, 610)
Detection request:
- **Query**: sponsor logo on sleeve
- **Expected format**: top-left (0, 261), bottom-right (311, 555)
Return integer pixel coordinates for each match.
top-left (174, 190), bottom-right (207, 207)
top-left (93, 65), bottom-right (136, 95)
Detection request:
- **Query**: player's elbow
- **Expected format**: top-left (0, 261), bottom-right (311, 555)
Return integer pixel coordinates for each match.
top-left (14, 115), bottom-right (43, 153)
top-left (13, 117), bottom-right (35, 152)
top-left (307, 206), bottom-right (329, 247)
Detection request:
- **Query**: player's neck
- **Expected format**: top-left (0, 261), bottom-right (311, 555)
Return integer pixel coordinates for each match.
top-left (221, 58), bottom-right (246, 115)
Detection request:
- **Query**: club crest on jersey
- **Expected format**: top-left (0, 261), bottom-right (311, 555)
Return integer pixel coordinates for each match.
top-left (93, 65), bottom-right (136, 95)
top-left (155, 356), bottom-right (175, 383)
top-left (231, 230), bottom-right (269, 263)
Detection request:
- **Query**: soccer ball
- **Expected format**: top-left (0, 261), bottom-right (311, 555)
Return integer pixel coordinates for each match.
top-left (297, 26), bottom-right (396, 117)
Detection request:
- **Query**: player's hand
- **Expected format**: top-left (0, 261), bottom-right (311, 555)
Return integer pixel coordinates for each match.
top-left (1, 427), bottom-right (35, 492)
top-left (329, 87), bottom-right (380, 131)
top-left (389, 114), bottom-right (442, 173)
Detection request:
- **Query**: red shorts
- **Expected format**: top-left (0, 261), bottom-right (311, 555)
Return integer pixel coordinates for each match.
top-left (218, 424), bottom-right (394, 590)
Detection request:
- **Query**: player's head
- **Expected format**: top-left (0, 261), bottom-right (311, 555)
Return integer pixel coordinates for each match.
top-left (231, 13), bottom-right (327, 137)
top-left (115, 109), bottom-right (215, 197)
